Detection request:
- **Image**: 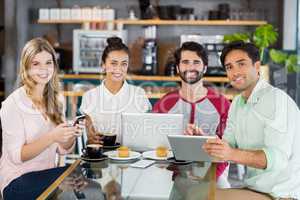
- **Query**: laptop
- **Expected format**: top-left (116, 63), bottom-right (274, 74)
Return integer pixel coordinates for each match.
top-left (121, 113), bottom-right (184, 152)
top-left (167, 135), bottom-right (221, 162)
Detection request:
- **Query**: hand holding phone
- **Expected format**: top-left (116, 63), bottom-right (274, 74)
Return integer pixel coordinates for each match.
top-left (73, 115), bottom-right (86, 126)
top-left (72, 115), bottom-right (86, 137)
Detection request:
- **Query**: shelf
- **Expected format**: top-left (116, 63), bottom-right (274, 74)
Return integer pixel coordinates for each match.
top-left (59, 74), bottom-right (229, 83)
top-left (117, 19), bottom-right (267, 26)
top-left (62, 90), bottom-right (236, 100)
top-left (62, 91), bottom-right (165, 99)
top-left (38, 19), bottom-right (267, 26)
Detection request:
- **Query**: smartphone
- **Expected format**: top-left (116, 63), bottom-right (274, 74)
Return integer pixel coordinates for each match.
top-left (73, 115), bottom-right (86, 126)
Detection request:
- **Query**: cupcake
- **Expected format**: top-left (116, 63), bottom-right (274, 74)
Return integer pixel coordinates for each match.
top-left (156, 146), bottom-right (168, 157)
top-left (117, 146), bottom-right (130, 158)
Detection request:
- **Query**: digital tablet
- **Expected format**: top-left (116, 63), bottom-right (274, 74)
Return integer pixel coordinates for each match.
top-left (167, 135), bottom-right (221, 162)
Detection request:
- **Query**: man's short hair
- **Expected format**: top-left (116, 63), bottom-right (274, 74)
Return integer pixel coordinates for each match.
top-left (174, 41), bottom-right (208, 66)
top-left (220, 41), bottom-right (260, 68)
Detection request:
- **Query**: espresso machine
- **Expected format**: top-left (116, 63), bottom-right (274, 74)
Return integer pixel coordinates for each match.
top-left (180, 35), bottom-right (226, 76)
top-left (141, 26), bottom-right (158, 75)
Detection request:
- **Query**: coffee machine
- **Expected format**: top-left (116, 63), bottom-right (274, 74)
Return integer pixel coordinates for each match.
top-left (180, 35), bottom-right (226, 76)
top-left (141, 26), bottom-right (158, 75)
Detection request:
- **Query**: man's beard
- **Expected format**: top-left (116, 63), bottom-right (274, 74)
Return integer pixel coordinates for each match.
top-left (178, 70), bottom-right (205, 85)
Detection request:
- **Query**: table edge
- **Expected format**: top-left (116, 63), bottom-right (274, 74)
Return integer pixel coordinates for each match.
top-left (37, 159), bottom-right (81, 200)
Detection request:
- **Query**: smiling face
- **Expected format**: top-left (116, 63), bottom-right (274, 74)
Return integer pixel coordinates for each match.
top-left (224, 49), bottom-right (260, 94)
top-left (177, 50), bottom-right (206, 85)
top-left (103, 50), bottom-right (129, 82)
top-left (28, 50), bottom-right (55, 86)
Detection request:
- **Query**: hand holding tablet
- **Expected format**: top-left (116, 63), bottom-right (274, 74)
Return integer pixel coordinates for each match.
top-left (167, 135), bottom-right (223, 162)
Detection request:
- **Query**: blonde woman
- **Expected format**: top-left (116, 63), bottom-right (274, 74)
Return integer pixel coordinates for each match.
top-left (0, 38), bottom-right (81, 199)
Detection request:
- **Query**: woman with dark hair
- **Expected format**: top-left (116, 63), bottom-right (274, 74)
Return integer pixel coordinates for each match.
top-left (80, 37), bottom-right (151, 145)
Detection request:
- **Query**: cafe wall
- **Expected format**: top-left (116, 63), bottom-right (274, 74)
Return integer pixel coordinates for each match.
top-left (3, 0), bottom-right (283, 95)
top-left (29, 0), bottom-right (282, 44)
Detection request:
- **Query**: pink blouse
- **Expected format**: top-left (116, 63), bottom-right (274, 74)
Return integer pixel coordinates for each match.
top-left (0, 87), bottom-right (73, 194)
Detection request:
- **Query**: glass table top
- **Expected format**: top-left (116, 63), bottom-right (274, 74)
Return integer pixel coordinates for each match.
top-left (38, 158), bottom-right (216, 200)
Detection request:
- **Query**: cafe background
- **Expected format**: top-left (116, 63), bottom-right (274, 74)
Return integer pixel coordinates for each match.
top-left (0, 0), bottom-right (299, 196)
top-left (0, 0), bottom-right (300, 112)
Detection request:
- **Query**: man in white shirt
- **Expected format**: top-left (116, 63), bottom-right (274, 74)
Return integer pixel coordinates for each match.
top-left (203, 41), bottom-right (300, 199)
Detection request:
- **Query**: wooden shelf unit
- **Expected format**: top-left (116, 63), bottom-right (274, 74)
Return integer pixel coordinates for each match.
top-left (59, 74), bottom-right (229, 83)
top-left (38, 19), bottom-right (267, 26)
top-left (62, 90), bottom-right (236, 100)
top-left (60, 74), bottom-right (235, 99)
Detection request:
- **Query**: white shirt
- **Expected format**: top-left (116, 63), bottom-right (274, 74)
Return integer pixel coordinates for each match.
top-left (0, 87), bottom-right (72, 194)
top-left (80, 81), bottom-right (152, 141)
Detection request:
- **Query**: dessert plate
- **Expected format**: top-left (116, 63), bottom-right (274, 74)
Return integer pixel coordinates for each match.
top-left (142, 150), bottom-right (173, 161)
top-left (103, 151), bottom-right (141, 161)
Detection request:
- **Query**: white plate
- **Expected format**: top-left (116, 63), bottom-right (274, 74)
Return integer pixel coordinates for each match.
top-left (142, 150), bottom-right (173, 160)
top-left (104, 150), bottom-right (141, 161)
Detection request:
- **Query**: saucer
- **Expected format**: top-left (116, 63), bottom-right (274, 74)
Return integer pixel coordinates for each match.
top-left (103, 143), bottom-right (121, 150)
top-left (142, 150), bottom-right (173, 161)
top-left (103, 150), bottom-right (141, 161)
top-left (80, 154), bottom-right (108, 162)
top-left (167, 157), bottom-right (193, 165)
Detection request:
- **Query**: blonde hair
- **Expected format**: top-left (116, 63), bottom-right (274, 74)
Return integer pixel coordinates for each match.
top-left (19, 37), bottom-right (63, 125)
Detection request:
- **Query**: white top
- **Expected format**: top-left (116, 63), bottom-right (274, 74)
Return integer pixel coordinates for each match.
top-left (0, 87), bottom-right (72, 194)
top-left (80, 81), bottom-right (152, 141)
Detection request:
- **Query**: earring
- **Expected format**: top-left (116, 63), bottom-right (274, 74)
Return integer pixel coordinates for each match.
top-left (100, 66), bottom-right (106, 74)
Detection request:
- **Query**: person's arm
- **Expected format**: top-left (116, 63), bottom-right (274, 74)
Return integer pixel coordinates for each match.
top-left (57, 94), bottom-right (76, 153)
top-left (216, 97), bottom-right (231, 138)
top-left (259, 90), bottom-right (296, 172)
top-left (21, 123), bottom-right (78, 161)
top-left (1, 98), bottom-right (75, 163)
top-left (204, 91), bottom-right (298, 170)
top-left (136, 87), bottom-right (152, 112)
top-left (79, 92), bottom-right (102, 144)
top-left (231, 149), bottom-right (267, 169)
top-left (203, 138), bottom-right (267, 169)
top-left (1, 99), bottom-right (30, 164)
top-left (184, 123), bottom-right (205, 135)
top-left (57, 136), bottom-right (76, 153)
top-left (85, 115), bottom-right (102, 144)
top-left (21, 132), bottom-right (57, 161)
top-left (203, 96), bottom-right (266, 169)
top-left (221, 97), bottom-right (238, 148)
top-left (152, 97), bottom-right (162, 113)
